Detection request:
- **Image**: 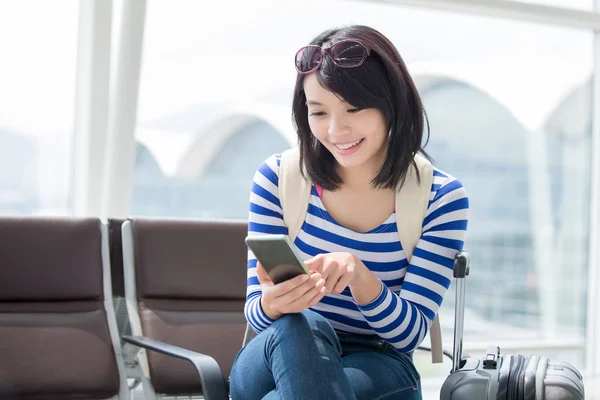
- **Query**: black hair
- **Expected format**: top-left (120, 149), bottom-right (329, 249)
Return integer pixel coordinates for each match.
top-left (291, 25), bottom-right (431, 191)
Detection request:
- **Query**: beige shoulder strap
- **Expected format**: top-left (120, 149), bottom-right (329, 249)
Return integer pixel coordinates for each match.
top-left (279, 147), bottom-right (312, 241)
top-left (395, 154), bottom-right (443, 363)
top-left (395, 154), bottom-right (433, 261)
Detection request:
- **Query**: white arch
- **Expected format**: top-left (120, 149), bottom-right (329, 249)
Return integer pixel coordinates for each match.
top-left (544, 77), bottom-right (592, 136)
top-left (133, 139), bottom-right (167, 177)
top-left (413, 70), bottom-right (521, 124)
top-left (174, 73), bottom-right (506, 178)
top-left (135, 127), bottom-right (196, 177)
top-left (171, 66), bottom-right (589, 179)
top-left (410, 61), bottom-right (588, 132)
top-left (176, 102), bottom-right (295, 178)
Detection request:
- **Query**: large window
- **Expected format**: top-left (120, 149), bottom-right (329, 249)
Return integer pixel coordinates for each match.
top-left (132, 0), bottom-right (595, 377)
top-left (132, 120), bottom-right (290, 218)
top-left (0, 2), bottom-right (79, 215)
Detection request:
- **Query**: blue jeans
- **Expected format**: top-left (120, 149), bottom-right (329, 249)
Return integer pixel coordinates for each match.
top-left (229, 310), bottom-right (422, 400)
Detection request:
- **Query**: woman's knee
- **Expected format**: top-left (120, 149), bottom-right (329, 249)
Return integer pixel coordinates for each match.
top-left (271, 309), bottom-right (332, 333)
top-left (269, 310), bottom-right (339, 350)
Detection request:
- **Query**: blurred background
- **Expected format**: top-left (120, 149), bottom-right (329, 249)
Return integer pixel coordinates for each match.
top-left (1, 0), bottom-right (599, 397)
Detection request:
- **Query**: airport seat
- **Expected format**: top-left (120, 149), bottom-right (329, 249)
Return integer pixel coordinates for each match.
top-left (120, 218), bottom-right (248, 400)
top-left (0, 217), bottom-right (129, 399)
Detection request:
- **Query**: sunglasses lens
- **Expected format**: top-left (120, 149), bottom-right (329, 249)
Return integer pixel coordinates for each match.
top-left (295, 46), bottom-right (322, 73)
top-left (331, 41), bottom-right (367, 67)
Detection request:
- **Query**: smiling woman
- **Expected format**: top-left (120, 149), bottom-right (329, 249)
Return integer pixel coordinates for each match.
top-left (230, 25), bottom-right (469, 400)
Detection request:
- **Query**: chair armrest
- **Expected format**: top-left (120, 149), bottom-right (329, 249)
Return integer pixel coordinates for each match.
top-left (122, 335), bottom-right (228, 400)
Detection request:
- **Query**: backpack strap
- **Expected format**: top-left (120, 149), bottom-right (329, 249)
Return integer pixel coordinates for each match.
top-left (279, 147), bottom-right (312, 242)
top-left (395, 154), bottom-right (443, 363)
top-left (395, 154), bottom-right (432, 261)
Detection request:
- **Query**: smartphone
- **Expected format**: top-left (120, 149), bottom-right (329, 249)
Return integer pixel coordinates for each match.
top-left (245, 234), bottom-right (310, 284)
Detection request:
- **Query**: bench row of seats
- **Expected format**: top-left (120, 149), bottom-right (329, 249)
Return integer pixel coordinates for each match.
top-left (0, 216), bottom-right (249, 399)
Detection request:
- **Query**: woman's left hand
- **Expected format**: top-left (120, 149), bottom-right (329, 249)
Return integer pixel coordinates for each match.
top-left (304, 252), bottom-right (365, 294)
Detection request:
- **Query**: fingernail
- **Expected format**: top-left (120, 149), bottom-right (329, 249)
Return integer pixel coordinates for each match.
top-left (302, 274), bottom-right (310, 282)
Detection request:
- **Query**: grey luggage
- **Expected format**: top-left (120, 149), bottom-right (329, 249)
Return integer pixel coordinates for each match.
top-left (439, 251), bottom-right (585, 399)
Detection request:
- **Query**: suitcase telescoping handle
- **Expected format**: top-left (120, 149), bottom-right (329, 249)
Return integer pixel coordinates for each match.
top-left (451, 250), bottom-right (471, 373)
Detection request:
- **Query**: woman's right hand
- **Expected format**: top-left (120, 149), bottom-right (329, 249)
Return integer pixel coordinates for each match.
top-left (256, 262), bottom-right (327, 320)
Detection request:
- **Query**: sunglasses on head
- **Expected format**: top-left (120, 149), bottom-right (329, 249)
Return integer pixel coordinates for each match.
top-left (294, 39), bottom-right (371, 74)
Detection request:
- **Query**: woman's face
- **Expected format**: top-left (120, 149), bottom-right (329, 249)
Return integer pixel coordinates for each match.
top-left (303, 73), bottom-right (388, 171)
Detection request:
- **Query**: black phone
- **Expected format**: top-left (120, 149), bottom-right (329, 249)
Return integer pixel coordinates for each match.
top-left (245, 234), bottom-right (310, 284)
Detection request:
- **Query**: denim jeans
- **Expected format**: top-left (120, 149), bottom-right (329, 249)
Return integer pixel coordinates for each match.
top-left (229, 310), bottom-right (422, 400)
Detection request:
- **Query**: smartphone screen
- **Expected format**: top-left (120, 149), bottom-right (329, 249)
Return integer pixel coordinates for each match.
top-left (245, 234), bottom-right (310, 284)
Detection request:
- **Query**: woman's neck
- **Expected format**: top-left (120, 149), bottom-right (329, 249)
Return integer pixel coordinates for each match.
top-left (338, 157), bottom-right (384, 191)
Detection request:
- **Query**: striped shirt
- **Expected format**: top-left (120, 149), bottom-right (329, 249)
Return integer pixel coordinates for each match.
top-left (245, 153), bottom-right (469, 353)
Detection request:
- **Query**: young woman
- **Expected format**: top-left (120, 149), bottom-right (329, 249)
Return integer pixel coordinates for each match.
top-left (230, 25), bottom-right (469, 400)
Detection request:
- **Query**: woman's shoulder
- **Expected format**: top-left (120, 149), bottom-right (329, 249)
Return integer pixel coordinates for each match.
top-left (430, 166), bottom-right (468, 201)
top-left (262, 153), bottom-right (283, 171)
top-left (431, 165), bottom-right (455, 183)
top-left (253, 153), bottom-right (284, 187)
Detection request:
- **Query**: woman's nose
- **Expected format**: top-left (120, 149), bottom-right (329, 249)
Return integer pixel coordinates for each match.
top-left (327, 114), bottom-right (351, 137)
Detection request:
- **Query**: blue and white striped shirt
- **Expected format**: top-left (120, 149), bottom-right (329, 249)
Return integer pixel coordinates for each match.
top-left (245, 153), bottom-right (469, 353)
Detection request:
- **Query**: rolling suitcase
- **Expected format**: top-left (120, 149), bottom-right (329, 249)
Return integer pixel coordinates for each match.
top-left (439, 251), bottom-right (585, 399)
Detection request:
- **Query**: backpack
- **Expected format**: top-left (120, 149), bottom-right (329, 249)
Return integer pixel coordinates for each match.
top-left (245, 147), bottom-right (443, 363)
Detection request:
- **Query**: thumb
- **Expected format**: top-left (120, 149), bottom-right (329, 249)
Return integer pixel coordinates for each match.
top-left (255, 262), bottom-right (274, 286)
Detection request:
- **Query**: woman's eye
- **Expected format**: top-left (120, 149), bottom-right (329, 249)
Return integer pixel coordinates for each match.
top-left (347, 108), bottom-right (362, 113)
top-left (309, 111), bottom-right (325, 116)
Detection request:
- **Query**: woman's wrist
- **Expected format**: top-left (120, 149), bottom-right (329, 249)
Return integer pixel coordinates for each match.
top-left (351, 256), bottom-right (370, 283)
top-left (349, 257), bottom-right (383, 306)
top-left (260, 296), bottom-right (283, 320)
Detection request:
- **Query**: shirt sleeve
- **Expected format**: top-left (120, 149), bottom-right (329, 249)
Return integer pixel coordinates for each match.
top-left (357, 173), bottom-right (470, 352)
top-left (243, 154), bottom-right (289, 333)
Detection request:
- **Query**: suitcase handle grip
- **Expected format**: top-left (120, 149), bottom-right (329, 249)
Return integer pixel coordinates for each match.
top-left (453, 251), bottom-right (470, 279)
top-left (483, 345), bottom-right (500, 369)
